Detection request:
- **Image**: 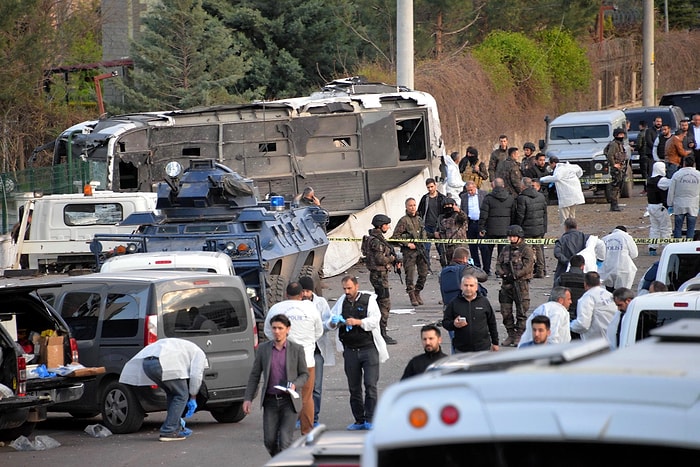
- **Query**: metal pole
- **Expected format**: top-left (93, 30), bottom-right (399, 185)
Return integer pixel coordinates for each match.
top-left (664, 0), bottom-right (669, 33)
top-left (642, 0), bottom-right (655, 106)
top-left (396, 0), bottom-right (414, 89)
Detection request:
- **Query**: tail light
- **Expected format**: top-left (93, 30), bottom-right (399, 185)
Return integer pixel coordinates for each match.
top-left (251, 306), bottom-right (259, 350)
top-left (16, 356), bottom-right (27, 396)
top-left (70, 337), bottom-right (80, 363)
top-left (144, 314), bottom-right (158, 346)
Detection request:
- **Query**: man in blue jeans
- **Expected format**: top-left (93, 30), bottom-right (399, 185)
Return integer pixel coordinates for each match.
top-left (120, 338), bottom-right (207, 441)
top-left (326, 275), bottom-right (389, 431)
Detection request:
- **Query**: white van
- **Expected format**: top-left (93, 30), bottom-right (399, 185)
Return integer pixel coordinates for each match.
top-left (362, 320), bottom-right (700, 466)
top-left (100, 251), bottom-right (235, 276)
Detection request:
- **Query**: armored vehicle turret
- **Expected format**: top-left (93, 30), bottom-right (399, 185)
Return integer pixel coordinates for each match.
top-left (90, 159), bottom-right (329, 321)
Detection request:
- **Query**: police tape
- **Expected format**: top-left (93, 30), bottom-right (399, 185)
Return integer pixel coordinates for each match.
top-left (328, 237), bottom-right (696, 245)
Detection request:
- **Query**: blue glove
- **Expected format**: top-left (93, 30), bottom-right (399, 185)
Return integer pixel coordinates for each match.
top-left (467, 257), bottom-right (475, 266)
top-left (185, 399), bottom-right (197, 418)
top-left (548, 183), bottom-right (554, 189)
top-left (596, 260), bottom-right (604, 269)
top-left (668, 206), bottom-right (673, 215)
top-left (331, 314), bottom-right (345, 325)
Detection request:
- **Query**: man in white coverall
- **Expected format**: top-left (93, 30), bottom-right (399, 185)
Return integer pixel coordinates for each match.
top-left (539, 156), bottom-right (585, 226)
top-left (120, 338), bottom-right (207, 441)
top-left (444, 151), bottom-right (466, 199)
top-left (646, 161), bottom-right (672, 255)
top-left (518, 286), bottom-right (572, 347)
top-left (599, 226), bottom-right (638, 291)
top-left (570, 271), bottom-right (617, 341)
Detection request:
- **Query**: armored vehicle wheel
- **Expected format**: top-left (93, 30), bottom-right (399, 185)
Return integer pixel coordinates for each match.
top-left (100, 381), bottom-right (144, 434)
top-left (266, 275), bottom-right (287, 307)
top-left (210, 402), bottom-right (246, 423)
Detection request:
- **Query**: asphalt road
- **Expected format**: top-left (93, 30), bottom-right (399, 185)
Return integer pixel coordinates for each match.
top-left (1, 194), bottom-right (659, 464)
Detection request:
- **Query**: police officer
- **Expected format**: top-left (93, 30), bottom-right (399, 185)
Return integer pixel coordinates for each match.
top-left (391, 198), bottom-right (429, 307)
top-left (365, 214), bottom-right (400, 345)
top-left (605, 127), bottom-right (628, 212)
top-left (495, 225), bottom-right (534, 346)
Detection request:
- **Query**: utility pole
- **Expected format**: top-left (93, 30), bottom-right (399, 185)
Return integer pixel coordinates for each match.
top-left (396, 0), bottom-right (414, 89)
top-left (642, 0), bottom-right (655, 106)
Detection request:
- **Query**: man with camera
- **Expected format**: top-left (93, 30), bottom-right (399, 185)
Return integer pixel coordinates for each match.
top-left (442, 275), bottom-right (499, 353)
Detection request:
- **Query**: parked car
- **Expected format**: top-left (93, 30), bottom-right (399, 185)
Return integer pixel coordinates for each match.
top-left (659, 89), bottom-right (700, 119)
top-left (622, 105), bottom-right (685, 178)
top-left (0, 282), bottom-right (89, 440)
top-left (40, 271), bottom-right (258, 433)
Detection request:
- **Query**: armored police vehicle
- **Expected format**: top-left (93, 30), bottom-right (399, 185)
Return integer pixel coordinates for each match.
top-left (89, 159), bottom-right (329, 323)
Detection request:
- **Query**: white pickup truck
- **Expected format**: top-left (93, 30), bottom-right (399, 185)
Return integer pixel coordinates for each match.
top-left (617, 290), bottom-right (700, 348)
top-left (12, 191), bottom-right (156, 272)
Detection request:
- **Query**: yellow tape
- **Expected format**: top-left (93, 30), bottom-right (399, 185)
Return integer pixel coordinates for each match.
top-left (329, 237), bottom-right (696, 245)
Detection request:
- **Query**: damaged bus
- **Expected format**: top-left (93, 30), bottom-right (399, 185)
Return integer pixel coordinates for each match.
top-left (47, 78), bottom-right (445, 223)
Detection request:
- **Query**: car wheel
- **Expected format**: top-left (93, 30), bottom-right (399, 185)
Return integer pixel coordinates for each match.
top-left (210, 402), bottom-right (246, 423)
top-left (100, 381), bottom-right (144, 434)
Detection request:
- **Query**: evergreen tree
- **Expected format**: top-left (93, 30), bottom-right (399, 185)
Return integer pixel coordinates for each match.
top-left (123, 0), bottom-right (250, 111)
top-left (211, 0), bottom-right (360, 99)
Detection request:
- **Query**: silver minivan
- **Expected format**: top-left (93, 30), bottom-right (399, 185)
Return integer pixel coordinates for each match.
top-left (41, 271), bottom-right (257, 433)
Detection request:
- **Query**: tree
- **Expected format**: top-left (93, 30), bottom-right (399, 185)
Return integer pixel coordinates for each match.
top-left (122, 0), bottom-right (250, 111)
top-left (0, 0), bottom-right (100, 172)
top-left (210, 0), bottom-right (361, 99)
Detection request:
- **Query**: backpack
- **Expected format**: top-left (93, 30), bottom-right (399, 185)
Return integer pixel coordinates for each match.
top-left (361, 235), bottom-right (370, 258)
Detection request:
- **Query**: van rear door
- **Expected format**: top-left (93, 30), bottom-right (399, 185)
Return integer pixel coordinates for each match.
top-left (158, 276), bottom-right (255, 405)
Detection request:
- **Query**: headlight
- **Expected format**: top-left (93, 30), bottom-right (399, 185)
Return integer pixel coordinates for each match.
top-left (165, 161), bottom-right (182, 177)
top-left (594, 163), bottom-right (603, 171)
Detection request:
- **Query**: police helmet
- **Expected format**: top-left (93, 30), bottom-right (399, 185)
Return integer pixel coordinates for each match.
top-left (506, 224), bottom-right (525, 238)
top-left (523, 142), bottom-right (536, 151)
top-left (442, 197), bottom-right (456, 207)
top-left (613, 127), bottom-right (626, 137)
top-left (371, 214), bottom-right (391, 228)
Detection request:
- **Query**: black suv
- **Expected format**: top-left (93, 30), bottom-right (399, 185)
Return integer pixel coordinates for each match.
top-left (0, 283), bottom-right (87, 439)
top-left (659, 89), bottom-right (700, 119)
top-left (622, 105), bottom-right (685, 177)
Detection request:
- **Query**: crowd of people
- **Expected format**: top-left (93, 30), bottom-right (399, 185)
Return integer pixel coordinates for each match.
top-left (240, 118), bottom-right (700, 456)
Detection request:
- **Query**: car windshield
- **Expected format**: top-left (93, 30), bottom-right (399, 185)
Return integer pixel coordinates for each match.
top-left (659, 93), bottom-right (700, 118)
top-left (625, 110), bottom-right (674, 132)
top-left (550, 124), bottom-right (609, 140)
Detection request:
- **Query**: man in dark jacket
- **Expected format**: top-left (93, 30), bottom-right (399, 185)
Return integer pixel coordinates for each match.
top-left (495, 147), bottom-right (523, 197)
top-left (478, 178), bottom-right (515, 275)
top-left (439, 247), bottom-right (488, 308)
top-left (554, 254), bottom-right (585, 339)
top-left (514, 177), bottom-right (548, 278)
top-left (442, 275), bottom-right (499, 353)
top-left (553, 217), bottom-right (589, 285)
top-left (524, 153), bottom-right (550, 199)
top-left (488, 135), bottom-right (509, 182)
top-left (400, 324), bottom-right (447, 380)
top-left (417, 178), bottom-right (446, 271)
